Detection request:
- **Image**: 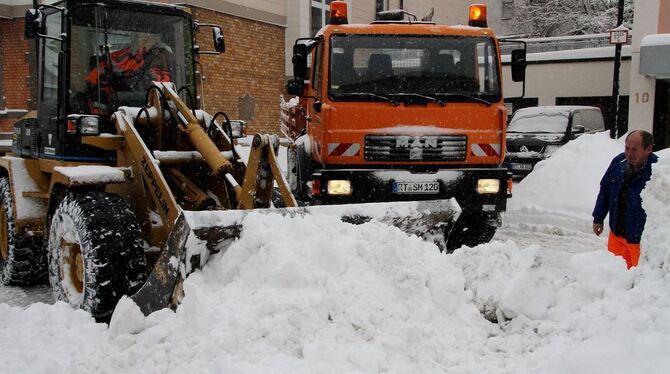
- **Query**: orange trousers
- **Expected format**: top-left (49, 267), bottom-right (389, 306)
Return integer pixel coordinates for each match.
top-left (608, 232), bottom-right (640, 269)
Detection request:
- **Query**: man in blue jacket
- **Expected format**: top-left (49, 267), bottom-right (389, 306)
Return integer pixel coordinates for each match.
top-left (593, 130), bottom-right (657, 268)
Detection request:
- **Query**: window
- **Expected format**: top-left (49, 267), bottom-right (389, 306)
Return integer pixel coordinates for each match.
top-left (576, 110), bottom-right (605, 132)
top-left (312, 45), bottom-right (323, 96)
top-left (41, 10), bottom-right (62, 118)
top-left (68, 6), bottom-right (192, 114)
top-left (502, 1), bottom-right (514, 21)
top-left (311, 0), bottom-right (331, 36)
top-left (375, 0), bottom-right (387, 19)
top-left (311, 0), bottom-right (351, 36)
top-left (329, 35), bottom-right (501, 103)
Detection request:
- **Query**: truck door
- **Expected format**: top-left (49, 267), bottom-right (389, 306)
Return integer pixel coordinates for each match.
top-left (307, 43), bottom-right (325, 163)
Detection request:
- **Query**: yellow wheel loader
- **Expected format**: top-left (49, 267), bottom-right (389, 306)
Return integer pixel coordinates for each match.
top-left (0, 0), bottom-right (458, 321)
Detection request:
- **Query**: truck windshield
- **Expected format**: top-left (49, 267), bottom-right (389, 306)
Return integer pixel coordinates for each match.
top-left (329, 34), bottom-right (501, 104)
top-left (508, 111), bottom-right (570, 133)
top-left (68, 6), bottom-right (194, 116)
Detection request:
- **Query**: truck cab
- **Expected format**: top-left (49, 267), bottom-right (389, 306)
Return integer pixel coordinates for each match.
top-left (284, 2), bottom-right (526, 249)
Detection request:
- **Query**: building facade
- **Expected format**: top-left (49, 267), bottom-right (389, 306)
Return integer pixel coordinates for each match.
top-left (502, 35), bottom-right (632, 132)
top-left (627, 0), bottom-right (670, 149)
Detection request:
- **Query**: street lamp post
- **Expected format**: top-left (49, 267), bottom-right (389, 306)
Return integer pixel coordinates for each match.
top-left (610, 0), bottom-right (626, 138)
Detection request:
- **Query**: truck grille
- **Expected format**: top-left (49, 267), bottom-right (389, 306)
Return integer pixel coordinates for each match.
top-left (364, 134), bottom-right (467, 162)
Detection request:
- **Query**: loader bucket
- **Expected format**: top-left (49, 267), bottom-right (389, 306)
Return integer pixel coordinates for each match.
top-left (130, 198), bottom-right (459, 315)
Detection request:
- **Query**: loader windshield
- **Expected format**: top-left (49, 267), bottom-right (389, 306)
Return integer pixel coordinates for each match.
top-left (68, 6), bottom-right (194, 116)
top-left (329, 34), bottom-right (501, 104)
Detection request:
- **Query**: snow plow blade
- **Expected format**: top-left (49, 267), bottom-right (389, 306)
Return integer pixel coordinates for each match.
top-left (130, 198), bottom-right (459, 315)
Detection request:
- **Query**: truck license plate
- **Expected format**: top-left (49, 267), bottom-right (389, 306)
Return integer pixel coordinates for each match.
top-left (510, 163), bottom-right (533, 171)
top-left (392, 181), bottom-right (440, 194)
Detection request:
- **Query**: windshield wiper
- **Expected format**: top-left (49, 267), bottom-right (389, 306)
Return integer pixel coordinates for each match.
top-left (388, 93), bottom-right (446, 106)
top-left (434, 93), bottom-right (492, 106)
top-left (338, 92), bottom-right (400, 106)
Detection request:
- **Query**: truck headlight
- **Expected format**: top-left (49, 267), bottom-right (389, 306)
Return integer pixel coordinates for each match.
top-left (476, 179), bottom-right (500, 194)
top-left (327, 180), bottom-right (352, 195)
top-left (79, 116), bottom-right (100, 135)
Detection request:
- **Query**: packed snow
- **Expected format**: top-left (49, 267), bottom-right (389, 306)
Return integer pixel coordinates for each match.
top-left (1, 132), bottom-right (669, 373)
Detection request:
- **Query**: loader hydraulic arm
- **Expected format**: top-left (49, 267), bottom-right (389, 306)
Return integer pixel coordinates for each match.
top-left (153, 83), bottom-right (234, 176)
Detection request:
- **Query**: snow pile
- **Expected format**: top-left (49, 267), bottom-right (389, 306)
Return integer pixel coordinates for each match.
top-left (509, 131), bottom-right (622, 217)
top-left (451, 240), bottom-right (634, 322)
top-left (0, 302), bottom-right (109, 373)
top-left (2, 130), bottom-right (670, 373)
top-left (640, 152), bottom-right (670, 270)
top-left (68, 213), bottom-right (504, 373)
top-left (453, 136), bottom-right (670, 373)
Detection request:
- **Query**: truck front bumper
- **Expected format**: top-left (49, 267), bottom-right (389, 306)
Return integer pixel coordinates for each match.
top-left (309, 167), bottom-right (512, 220)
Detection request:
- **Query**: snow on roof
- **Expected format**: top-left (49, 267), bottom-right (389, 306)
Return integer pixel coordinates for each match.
top-left (520, 105), bottom-right (597, 111)
top-left (0, 108), bottom-right (28, 115)
top-left (513, 105), bottom-right (598, 116)
top-left (641, 33), bottom-right (670, 47)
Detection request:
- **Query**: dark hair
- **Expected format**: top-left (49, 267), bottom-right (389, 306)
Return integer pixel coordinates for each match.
top-left (626, 130), bottom-right (654, 149)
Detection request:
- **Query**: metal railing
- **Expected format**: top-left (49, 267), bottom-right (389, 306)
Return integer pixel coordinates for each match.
top-left (501, 33), bottom-right (632, 55)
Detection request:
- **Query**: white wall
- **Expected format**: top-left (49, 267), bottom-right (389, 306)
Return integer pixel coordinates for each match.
top-left (285, 0), bottom-right (310, 76)
top-left (627, 0), bottom-right (660, 133)
top-left (504, 58), bottom-right (631, 105)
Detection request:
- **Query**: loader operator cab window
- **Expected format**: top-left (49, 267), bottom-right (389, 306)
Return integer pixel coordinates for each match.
top-left (68, 6), bottom-right (193, 117)
top-left (328, 34), bottom-right (501, 104)
top-left (41, 10), bottom-right (62, 120)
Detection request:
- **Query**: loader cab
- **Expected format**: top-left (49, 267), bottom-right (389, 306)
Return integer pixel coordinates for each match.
top-left (25, 0), bottom-right (199, 162)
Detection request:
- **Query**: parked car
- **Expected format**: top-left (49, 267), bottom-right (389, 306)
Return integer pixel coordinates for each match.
top-left (505, 106), bottom-right (605, 177)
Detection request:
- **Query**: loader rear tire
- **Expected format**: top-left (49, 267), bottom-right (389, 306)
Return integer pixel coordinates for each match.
top-left (47, 192), bottom-right (147, 322)
top-left (0, 177), bottom-right (47, 286)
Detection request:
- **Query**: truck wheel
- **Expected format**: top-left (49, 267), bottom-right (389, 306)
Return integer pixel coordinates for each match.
top-left (47, 192), bottom-right (147, 322)
top-left (294, 143), bottom-right (317, 203)
top-left (446, 217), bottom-right (497, 252)
top-left (0, 177), bottom-right (46, 285)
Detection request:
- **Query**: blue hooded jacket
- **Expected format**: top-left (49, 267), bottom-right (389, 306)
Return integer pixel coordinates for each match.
top-left (592, 152), bottom-right (658, 244)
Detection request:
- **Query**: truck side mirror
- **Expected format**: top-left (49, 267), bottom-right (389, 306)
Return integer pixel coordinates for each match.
top-left (286, 79), bottom-right (305, 96)
top-left (292, 44), bottom-right (309, 80)
top-left (24, 9), bottom-right (43, 39)
top-left (212, 27), bottom-right (225, 53)
top-left (511, 49), bottom-right (526, 82)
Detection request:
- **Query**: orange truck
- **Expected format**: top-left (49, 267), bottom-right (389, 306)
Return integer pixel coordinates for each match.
top-left (282, 2), bottom-right (527, 251)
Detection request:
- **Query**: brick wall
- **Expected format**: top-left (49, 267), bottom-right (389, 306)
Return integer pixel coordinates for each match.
top-left (191, 7), bottom-right (285, 135)
top-left (0, 18), bottom-right (33, 132)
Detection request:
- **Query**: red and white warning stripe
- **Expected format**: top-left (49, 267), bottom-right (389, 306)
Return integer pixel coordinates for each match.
top-left (470, 143), bottom-right (501, 157)
top-left (328, 143), bottom-right (360, 157)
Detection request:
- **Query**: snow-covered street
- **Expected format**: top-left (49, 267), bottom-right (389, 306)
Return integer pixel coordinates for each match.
top-left (1, 132), bottom-right (669, 373)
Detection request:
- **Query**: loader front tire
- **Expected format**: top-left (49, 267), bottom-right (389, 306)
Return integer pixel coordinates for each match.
top-left (47, 192), bottom-right (147, 322)
top-left (0, 177), bottom-right (46, 285)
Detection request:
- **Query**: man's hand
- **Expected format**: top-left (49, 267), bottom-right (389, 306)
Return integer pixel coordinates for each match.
top-left (593, 223), bottom-right (603, 236)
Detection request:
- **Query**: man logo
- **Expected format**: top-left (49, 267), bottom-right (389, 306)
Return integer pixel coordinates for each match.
top-left (396, 136), bottom-right (438, 148)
